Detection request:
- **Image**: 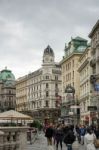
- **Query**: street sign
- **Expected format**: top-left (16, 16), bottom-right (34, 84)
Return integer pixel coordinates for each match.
top-left (88, 106), bottom-right (97, 111)
top-left (70, 105), bottom-right (80, 109)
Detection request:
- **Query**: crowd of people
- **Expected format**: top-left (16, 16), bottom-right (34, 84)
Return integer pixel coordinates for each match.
top-left (44, 123), bottom-right (99, 150)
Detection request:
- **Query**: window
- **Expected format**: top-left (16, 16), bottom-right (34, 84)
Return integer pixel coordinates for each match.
top-left (73, 71), bottom-right (74, 79)
top-left (55, 75), bottom-right (58, 80)
top-left (46, 83), bottom-right (49, 88)
top-left (46, 91), bottom-right (49, 97)
top-left (45, 101), bottom-right (49, 107)
top-left (9, 90), bottom-right (11, 94)
top-left (46, 76), bottom-right (49, 79)
top-left (55, 93), bottom-right (58, 97)
top-left (72, 60), bottom-right (74, 67)
top-left (55, 84), bottom-right (58, 88)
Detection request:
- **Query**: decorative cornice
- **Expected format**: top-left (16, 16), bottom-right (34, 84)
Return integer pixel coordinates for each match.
top-left (78, 58), bottom-right (90, 72)
top-left (60, 52), bottom-right (83, 65)
top-left (89, 20), bottom-right (99, 38)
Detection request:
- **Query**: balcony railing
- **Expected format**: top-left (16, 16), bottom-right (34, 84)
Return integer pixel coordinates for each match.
top-left (0, 126), bottom-right (28, 150)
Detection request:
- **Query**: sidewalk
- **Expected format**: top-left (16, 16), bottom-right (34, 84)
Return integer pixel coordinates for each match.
top-left (27, 132), bottom-right (84, 150)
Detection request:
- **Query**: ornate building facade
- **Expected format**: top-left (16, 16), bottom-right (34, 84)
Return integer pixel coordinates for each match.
top-left (78, 45), bottom-right (93, 125)
top-left (89, 20), bottom-right (99, 124)
top-left (16, 46), bottom-right (62, 123)
top-left (60, 37), bottom-right (88, 124)
top-left (0, 68), bottom-right (16, 112)
top-left (16, 75), bottom-right (27, 111)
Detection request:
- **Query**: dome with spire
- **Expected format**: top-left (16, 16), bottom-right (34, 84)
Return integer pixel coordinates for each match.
top-left (44, 45), bottom-right (54, 56)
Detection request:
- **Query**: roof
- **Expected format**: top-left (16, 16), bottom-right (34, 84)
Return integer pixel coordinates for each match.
top-left (0, 110), bottom-right (33, 120)
top-left (89, 20), bottom-right (99, 38)
top-left (44, 45), bottom-right (54, 56)
top-left (0, 68), bottom-right (15, 81)
top-left (73, 36), bottom-right (87, 42)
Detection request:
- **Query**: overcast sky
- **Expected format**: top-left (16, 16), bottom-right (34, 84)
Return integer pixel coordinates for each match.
top-left (0, 0), bottom-right (99, 79)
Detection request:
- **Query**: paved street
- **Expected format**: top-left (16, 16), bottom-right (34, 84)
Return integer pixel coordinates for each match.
top-left (27, 132), bottom-right (85, 150)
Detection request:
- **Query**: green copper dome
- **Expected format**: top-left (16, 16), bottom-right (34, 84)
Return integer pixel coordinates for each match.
top-left (0, 68), bottom-right (15, 84)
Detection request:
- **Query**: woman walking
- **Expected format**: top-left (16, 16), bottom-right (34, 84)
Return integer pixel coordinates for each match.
top-left (84, 127), bottom-right (96, 150)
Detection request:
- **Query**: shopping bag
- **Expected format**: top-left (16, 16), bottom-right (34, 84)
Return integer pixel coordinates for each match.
top-left (94, 139), bottom-right (99, 148)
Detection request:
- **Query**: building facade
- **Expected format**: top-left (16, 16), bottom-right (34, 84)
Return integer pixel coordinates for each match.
top-left (0, 68), bottom-right (16, 112)
top-left (16, 75), bottom-right (27, 111)
top-left (89, 20), bottom-right (99, 124)
top-left (16, 45), bottom-right (62, 123)
top-left (60, 37), bottom-right (88, 124)
top-left (78, 46), bottom-right (93, 125)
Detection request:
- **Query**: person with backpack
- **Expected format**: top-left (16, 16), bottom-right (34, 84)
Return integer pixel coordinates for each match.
top-left (64, 125), bottom-right (76, 150)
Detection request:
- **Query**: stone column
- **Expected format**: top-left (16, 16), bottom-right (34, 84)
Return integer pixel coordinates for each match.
top-left (0, 131), bottom-right (4, 150)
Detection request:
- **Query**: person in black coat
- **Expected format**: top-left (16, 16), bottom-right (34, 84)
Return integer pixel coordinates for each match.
top-left (94, 125), bottom-right (99, 139)
top-left (64, 126), bottom-right (75, 150)
top-left (55, 124), bottom-right (64, 150)
top-left (45, 123), bottom-right (54, 145)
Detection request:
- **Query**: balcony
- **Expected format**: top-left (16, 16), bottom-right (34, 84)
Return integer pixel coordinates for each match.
top-left (90, 58), bottom-right (96, 67)
top-left (0, 126), bottom-right (28, 150)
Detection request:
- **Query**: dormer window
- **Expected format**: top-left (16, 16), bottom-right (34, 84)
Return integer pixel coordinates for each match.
top-left (46, 76), bottom-right (49, 79)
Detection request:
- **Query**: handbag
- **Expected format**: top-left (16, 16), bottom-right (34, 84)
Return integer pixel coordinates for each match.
top-left (94, 139), bottom-right (99, 148)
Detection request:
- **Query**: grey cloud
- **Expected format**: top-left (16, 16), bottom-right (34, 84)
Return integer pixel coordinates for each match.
top-left (0, 0), bottom-right (99, 78)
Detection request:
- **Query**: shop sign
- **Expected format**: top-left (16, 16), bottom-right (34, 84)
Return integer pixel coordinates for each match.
top-left (88, 106), bottom-right (97, 111)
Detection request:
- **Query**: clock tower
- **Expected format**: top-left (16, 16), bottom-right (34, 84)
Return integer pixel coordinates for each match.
top-left (42, 45), bottom-right (55, 66)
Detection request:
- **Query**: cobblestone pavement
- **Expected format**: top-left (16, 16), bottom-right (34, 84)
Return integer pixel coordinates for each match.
top-left (27, 132), bottom-right (85, 150)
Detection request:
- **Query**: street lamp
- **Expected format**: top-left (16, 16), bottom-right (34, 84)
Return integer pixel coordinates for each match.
top-left (64, 85), bottom-right (75, 124)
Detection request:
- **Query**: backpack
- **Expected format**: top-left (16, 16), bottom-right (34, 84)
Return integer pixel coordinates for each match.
top-left (64, 131), bottom-right (75, 144)
top-left (80, 128), bottom-right (85, 136)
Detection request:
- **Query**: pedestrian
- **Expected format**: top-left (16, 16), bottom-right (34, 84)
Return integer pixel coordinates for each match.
top-left (84, 127), bottom-right (96, 150)
top-left (45, 123), bottom-right (54, 146)
top-left (79, 125), bottom-right (86, 145)
top-left (75, 125), bottom-right (81, 143)
top-left (55, 124), bottom-right (64, 150)
top-left (94, 125), bottom-right (99, 150)
top-left (64, 125), bottom-right (76, 150)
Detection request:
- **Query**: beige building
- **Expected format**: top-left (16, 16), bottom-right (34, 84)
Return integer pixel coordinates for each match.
top-left (89, 20), bottom-right (99, 124)
top-left (89, 20), bottom-right (99, 80)
top-left (16, 75), bottom-right (27, 111)
top-left (16, 45), bottom-right (62, 123)
top-left (78, 46), bottom-right (93, 125)
top-left (60, 37), bottom-right (88, 123)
